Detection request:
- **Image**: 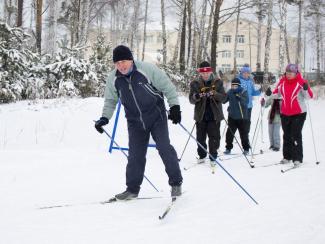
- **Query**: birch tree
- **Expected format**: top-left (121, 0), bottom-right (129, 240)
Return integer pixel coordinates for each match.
top-left (78, 0), bottom-right (90, 49)
top-left (233, 0), bottom-right (241, 72)
top-left (196, 0), bottom-right (207, 64)
top-left (278, 0), bottom-right (287, 73)
top-left (179, 0), bottom-right (187, 73)
top-left (142, 0), bottom-right (149, 61)
top-left (161, 0), bottom-right (168, 65)
top-left (255, 0), bottom-right (267, 71)
top-left (263, 0), bottom-right (273, 83)
top-left (45, 0), bottom-right (58, 56)
top-left (130, 0), bottom-right (140, 52)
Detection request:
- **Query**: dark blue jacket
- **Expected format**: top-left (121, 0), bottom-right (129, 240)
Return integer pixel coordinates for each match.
top-left (224, 87), bottom-right (249, 120)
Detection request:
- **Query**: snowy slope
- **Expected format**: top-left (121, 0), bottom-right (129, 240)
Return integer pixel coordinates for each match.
top-left (0, 96), bottom-right (324, 244)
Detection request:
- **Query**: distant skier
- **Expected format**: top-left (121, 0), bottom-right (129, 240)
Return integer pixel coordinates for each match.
top-left (223, 78), bottom-right (250, 155)
top-left (94, 45), bottom-right (183, 200)
top-left (266, 63), bottom-right (313, 166)
top-left (260, 96), bottom-right (282, 151)
top-left (238, 64), bottom-right (261, 134)
top-left (189, 61), bottom-right (226, 165)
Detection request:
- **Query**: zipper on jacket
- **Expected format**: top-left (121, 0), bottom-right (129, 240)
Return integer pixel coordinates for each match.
top-left (238, 101), bottom-right (244, 119)
top-left (126, 75), bottom-right (146, 130)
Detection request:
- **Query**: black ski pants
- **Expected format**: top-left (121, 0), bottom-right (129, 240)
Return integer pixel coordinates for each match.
top-left (196, 120), bottom-right (221, 160)
top-left (126, 115), bottom-right (183, 194)
top-left (281, 112), bottom-right (307, 162)
top-left (225, 117), bottom-right (250, 151)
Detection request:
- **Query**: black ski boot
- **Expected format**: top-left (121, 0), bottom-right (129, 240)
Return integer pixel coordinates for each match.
top-left (115, 190), bottom-right (138, 201)
top-left (171, 185), bottom-right (182, 198)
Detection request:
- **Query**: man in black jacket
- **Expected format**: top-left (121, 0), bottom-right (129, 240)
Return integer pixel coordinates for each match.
top-left (189, 61), bottom-right (226, 164)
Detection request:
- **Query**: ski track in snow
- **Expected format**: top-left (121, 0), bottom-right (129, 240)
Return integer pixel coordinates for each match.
top-left (0, 97), bottom-right (324, 244)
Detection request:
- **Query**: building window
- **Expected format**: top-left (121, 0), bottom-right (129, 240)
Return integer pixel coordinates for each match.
top-left (237, 35), bottom-right (245, 43)
top-left (236, 50), bottom-right (244, 58)
top-left (223, 35), bottom-right (231, 43)
top-left (221, 50), bottom-right (231, 58)
top-left (221, 64), bottom-right (232, 72)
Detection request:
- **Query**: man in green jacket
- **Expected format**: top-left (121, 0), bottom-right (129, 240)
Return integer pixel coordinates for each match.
top-left (95, 45), bottom-right (183, 200)
top-left (189, 61), bottom-right (226, 164)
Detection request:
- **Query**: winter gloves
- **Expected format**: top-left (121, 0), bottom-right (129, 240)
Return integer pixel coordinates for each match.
top-left (95, 117), bottom-right (109, 133)
top-left (193, 90), bottom-right (216, 100)
top-left (168, 105), bottom-right (182, 124)
top-left (303, 82), bottom-right (309, 90)
top-left (260, 97), bottom-right (265, 106)
top-left (265, 87), bottom-right (272, 96)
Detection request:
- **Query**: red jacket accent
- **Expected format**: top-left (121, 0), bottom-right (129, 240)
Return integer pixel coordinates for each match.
top-left (273, 73), bottom-right (313, 116)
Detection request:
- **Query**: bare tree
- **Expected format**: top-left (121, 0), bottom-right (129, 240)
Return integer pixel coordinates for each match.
top-left (186, 0), bottom-right (192, 67)
top-left (142, 0), bottom-right (149, 61)
top-left (78, 0), bottom-right (90, 49)
top-left (203, 0), bottom-right (215, 61)
top-left (278, 0), bottom-right (287, 73)
top-left (305, 0), bottom-right (325, 83)
top-left (255, 0), bottom-right (267, 71)
top-left (196, 0), bottom-right (207, 64)
top-left (172, 0), bottom-right (184, 63)
top-left (161, 0), bottom-right (168, 65)
top-left (36, 0), bottom-right (43, 54)
top-left (233, 0), bottom-right (241, 72)
top-left (46, 0), bottom-right (58, 56)
top-left (210, 0), bottom-right (223, 72)
top-left (17, 0), bottom-right (23, 27)
top-left (130, 0), bottom-right (140, 51)
top-left (263, 0), bottom-right (273, 83)
top-left (179, 0), bottom-right (187, 73)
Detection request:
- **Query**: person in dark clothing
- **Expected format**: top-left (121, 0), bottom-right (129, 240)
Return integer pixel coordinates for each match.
top-left (189, 61), bottom-right (226, 165)
top-left (95, 45), bottom-right (183, 200)
top-left (223, 78), bottom-right (250, 155)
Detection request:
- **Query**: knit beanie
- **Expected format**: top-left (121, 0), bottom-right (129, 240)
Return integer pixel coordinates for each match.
top-left (113, 45), bottom-right (133, 63)
top-left (285, 63), bottom-right (298, 73)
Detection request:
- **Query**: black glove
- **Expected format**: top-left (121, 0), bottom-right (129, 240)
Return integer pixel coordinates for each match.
top-left (95, 117), bottom-right (109, 133)
top-left (168, 105), bottom-right (181, 124)
top-left (265, 87), bottom-right (272, 96)
top-left (303, 83), bottom-right (308, 90)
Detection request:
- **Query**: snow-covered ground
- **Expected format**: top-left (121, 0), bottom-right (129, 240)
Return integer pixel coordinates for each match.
top-left (0, 96), bottom-right (324, 244)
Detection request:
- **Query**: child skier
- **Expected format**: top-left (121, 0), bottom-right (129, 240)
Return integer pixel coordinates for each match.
top-left (224, 78), bottom-right (250, 155)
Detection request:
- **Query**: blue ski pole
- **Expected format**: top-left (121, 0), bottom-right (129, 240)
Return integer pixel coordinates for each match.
top-left (178, 122), bottom-right (259, 205)
top-left (95, 122), bottom-right (160, 192)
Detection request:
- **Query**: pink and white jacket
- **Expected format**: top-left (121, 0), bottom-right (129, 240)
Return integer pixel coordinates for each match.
top-left (272, 73), bottom-right (313, 116)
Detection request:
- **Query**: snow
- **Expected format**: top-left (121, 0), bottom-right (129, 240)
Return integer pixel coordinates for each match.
top-left (0, 96), bottom-right (325, 244)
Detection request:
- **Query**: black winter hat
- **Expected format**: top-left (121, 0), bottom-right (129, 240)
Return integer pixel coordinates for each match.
top-left (113, 45), bottom-right (133, 63)
top-left (199, 61), bottom-right (211, 68)
top-left (231, 78), bottom-right (241, 85)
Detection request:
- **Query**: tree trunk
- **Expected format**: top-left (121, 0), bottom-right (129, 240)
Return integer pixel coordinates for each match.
top-left (79, 0), bottom-right (90, 49)
top-left (256, 0), bottom-right (263, 71)
top-left (161, 0), bottom-right (167, 65)
top-left (142, 0), bottom-right (149, 61)
top-left (284, 19), bottom-right (290, 64)
top-left (233, 0), bottom-right (241, 73)
top-left (36, 0), bottom-right (43, 54)
top-left (191, 0), bottom-right (197, 68)
top-left (315, 12), bottom-right (321, 83)
top-left (263, 0), bottom-right (273, 84)
top-left (173, 0), bottom-right (185, 63)
top-left (130, 0), bottom-right (140, 52)
top-left (295, 0), bottom-right (303, 65)
top-left (187, 0), bottom-right (192, 67)
top-left (197, 0), bottom-right (207, 64)
top-left (210, 0), bottom-right (223, 72)
top-left (203, 0), bottom-right (215, 61)
top-left (278, 0), bottom-right (287, 73)
top-left (46, 0), bottom-right (58, 56)
top-left (179, 1), bottom-right (187, 74)
top-left (17, 0), bottom-right (23, 27)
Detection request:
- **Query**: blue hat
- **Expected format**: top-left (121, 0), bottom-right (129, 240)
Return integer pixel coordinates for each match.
top-left (240, 64), bottom-right (251, 74)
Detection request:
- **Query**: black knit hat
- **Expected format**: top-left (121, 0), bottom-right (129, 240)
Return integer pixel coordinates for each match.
top-left (199, 61), bottom-right (211, 68)
top-left (113, 45), bottom-right (133, 63)
top-left (231, 78), bottom-right (241, 85)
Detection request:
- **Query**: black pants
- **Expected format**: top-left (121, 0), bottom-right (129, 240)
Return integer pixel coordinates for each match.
top-left (225, 117), bottom-right (250, 151)
top-left (196, 120), bottom-right (221, 160)
top-left (281, 113), bottom-right (306, 162)
top-left (126, 115), bottom-right (183, 194)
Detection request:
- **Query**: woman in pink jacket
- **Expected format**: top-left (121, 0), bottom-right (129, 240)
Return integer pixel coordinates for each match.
top-left (265, 64), bottom-right (313, 166)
